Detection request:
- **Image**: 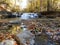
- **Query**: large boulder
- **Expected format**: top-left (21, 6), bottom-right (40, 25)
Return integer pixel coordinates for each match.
top-left (16, 30), bottom-right (35, 45)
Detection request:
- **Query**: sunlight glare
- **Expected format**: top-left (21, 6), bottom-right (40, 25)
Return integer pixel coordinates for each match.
top-left (20, 0), bottom-right (28, 10)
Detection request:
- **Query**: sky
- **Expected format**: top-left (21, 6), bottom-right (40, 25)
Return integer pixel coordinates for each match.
top-left (15, 0), bottom-right (28, 10)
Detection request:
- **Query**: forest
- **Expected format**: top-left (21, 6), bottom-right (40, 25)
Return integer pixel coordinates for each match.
top-left (0, 0), bottom-right (60, 12)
